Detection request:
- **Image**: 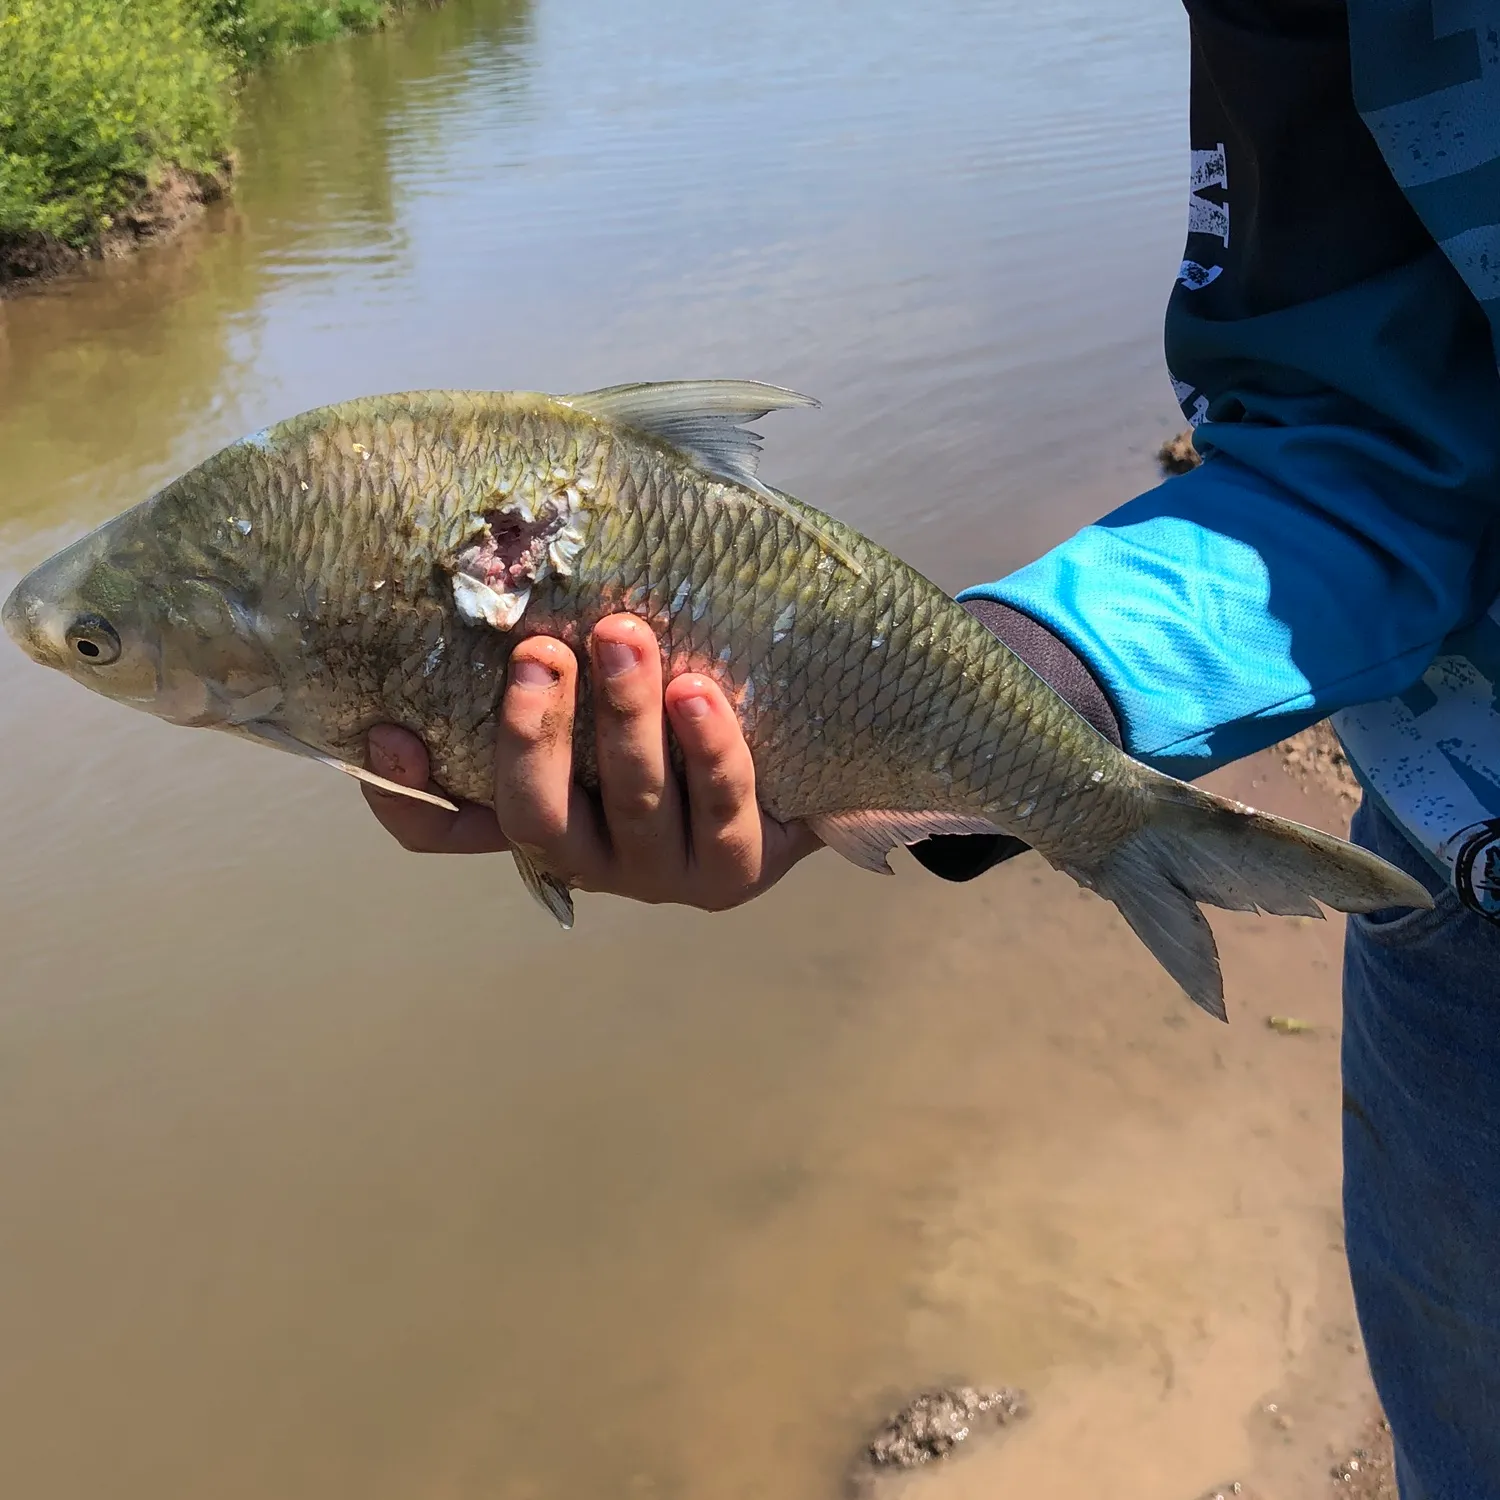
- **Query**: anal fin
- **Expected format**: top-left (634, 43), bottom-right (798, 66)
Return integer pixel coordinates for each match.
top-left (810, 810), bottom-right (1008, 874)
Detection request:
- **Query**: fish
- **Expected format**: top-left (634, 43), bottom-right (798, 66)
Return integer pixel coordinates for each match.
top-left (2, 380), bottom-right (1431, 1018)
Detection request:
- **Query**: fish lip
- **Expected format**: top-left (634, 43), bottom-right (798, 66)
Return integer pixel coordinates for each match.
top-left (2, 579), bottom-right (34, 654)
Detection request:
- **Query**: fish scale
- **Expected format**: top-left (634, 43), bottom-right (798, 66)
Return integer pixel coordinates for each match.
top-left (3, 380), bottom-right (1433, 1019)
top-left (589, 467), bottom-right (1099, 836)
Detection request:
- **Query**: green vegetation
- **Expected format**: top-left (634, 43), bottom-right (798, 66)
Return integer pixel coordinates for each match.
top-left (192, 0), bottom-right (397, 70)
top-left (0, 0), bottom-right (231, 245)
top-left (0, 0), bottom-right (427, 257)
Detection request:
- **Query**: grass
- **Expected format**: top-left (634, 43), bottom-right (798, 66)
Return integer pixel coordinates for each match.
top-left (192, 0), bottom-right (397, 70)
top-left (0, 0), bottom-right (426, 256)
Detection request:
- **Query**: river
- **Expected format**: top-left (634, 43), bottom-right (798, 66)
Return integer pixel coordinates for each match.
top-left (0, 3), bottom-right (1376, 1496)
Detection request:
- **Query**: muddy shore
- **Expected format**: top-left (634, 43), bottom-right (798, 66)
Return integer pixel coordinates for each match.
top-left (0, 164), bottom-right (234, 296)
top-left (851, 719), bottom-right (1396, 1500)
top-left (0, 1), bottom-right (440, 296)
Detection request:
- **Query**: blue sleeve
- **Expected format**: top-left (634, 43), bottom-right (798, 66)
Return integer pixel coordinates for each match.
top-left (961, 2), bottom-right (1500, 781)
top-left (964, 251), bottom-right (1500, 779)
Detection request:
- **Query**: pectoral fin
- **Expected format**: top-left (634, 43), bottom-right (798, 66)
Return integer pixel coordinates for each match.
top-left (320, 759), bottom-right (461, 811)
top-left (511, 844), bottom-right (575, 929)
top-left (238, 721), bottom-right (460, 811)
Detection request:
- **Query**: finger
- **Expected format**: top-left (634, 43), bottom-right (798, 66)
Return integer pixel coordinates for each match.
top-left (589, 615), bottom-right (683, 877)
top-left (663, 674), bottom-right (765, 896)
top-left (493, 637), bottom-right (607, 884)
top-left (364, 724), bottom-right (509, 854)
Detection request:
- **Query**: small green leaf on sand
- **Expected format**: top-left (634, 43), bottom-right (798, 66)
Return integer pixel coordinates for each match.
top-left (1267, 1016), bottom-right (1315, 1035)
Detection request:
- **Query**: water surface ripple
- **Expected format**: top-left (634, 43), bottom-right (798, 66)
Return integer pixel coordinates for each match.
top-left (0, 6), bottom-right (1365, 1499)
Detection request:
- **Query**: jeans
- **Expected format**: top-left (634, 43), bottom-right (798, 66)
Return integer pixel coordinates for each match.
top-left (1344, 798), bottom-right (1500, 1497)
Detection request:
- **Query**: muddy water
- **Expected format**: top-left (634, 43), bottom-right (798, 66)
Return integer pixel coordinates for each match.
top-left (0, 3), bottom-right (1374, 1497)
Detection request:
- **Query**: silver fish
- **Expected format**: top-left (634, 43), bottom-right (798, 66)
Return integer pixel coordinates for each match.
top-left (3, 380), bottom-right (1430, 1017)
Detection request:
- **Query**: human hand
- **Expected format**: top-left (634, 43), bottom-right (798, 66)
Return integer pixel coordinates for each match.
top-left (362, 613), bottom-right (822, 910)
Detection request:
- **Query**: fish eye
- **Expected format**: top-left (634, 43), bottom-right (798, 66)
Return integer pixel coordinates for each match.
top-left (64, 614), bottom-right (121, 665)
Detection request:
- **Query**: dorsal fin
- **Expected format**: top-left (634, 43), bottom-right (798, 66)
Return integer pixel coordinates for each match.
top-left (559, 380), bottom-right (817, 491)
top-left (556, 380), bottom-right (861, 575)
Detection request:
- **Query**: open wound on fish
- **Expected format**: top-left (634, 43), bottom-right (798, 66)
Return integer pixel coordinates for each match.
top-left (451, 497), bottom-right (584, 631)
top-left (238, 719), bottom-right (459, 810)
top-left (810, 810), bottom-right (1009, 873)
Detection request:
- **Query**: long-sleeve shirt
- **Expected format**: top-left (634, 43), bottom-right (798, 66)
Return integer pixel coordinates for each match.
top-left (959, 0), bottom-right (1500, 900)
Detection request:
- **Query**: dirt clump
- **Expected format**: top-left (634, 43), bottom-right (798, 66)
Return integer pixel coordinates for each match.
top-left (1276, 720), bottom-right (1361, 811)
top-left (857, 1385), bottom-right (1028, 1476)
top-left (1331, 1415), bottom-right (1396, 1499)
top-left (1157, 428), bottom-right (1201, 476)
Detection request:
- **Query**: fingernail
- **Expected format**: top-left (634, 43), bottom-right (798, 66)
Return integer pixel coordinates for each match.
top-left (674, 693), bottom-right (711, 722)
top-left (511, 656), bottom-right (558, 689)
top-left (598, 639), bottom-right (638, 678)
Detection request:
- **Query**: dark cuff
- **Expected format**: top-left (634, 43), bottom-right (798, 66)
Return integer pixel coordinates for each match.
top-left (909, 598), bottom-right (1120, 882)
top-left (960, 598), bottom-right (1120, 746)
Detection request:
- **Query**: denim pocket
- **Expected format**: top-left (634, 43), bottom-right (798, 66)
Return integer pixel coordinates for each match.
top-left (1349, 881), bottom-right (1462, 949)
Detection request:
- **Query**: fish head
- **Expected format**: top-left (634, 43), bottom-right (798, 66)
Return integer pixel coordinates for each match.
top-left (4, 501), bottom-right (287, 730)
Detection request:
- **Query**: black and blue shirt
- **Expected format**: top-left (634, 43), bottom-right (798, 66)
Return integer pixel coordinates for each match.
top-left (966, 0), bottom-right (1500, 905)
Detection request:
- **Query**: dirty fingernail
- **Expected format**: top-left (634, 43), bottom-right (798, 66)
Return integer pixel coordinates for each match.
top-left (598, 639), bottom-right (638, 678)
top-left (511, 656), bottom-right (558, 689)
top-left (674, 693), bottom-right (711, 722)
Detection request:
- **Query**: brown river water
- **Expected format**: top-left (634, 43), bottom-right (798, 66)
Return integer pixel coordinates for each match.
top-left (0, 3), bottom-right (1378, 1496)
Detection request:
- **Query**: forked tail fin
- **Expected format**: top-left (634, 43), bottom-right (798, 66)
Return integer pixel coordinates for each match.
top-left (1083, 773), bottom-right (1432, 1020)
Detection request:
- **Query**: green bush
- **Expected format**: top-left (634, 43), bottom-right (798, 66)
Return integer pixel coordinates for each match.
top-left (0, 0), bottom-right (233, 244)
top-left (0, 0), bottom-right (420, 252)
top-left (188, 0), bottom-right (391, 71)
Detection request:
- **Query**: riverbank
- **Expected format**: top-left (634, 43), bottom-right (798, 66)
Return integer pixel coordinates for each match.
top-left (0, 0), bottom-right (438, 292)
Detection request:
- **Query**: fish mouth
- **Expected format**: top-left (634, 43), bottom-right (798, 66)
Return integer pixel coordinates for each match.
top-left (2, 571), bottom-right (73, 668)
top-left (2, 579), bottom-right (37, 657)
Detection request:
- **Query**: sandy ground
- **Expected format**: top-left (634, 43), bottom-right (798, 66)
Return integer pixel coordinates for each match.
top-left (1270, 728), bottom-right (1395, 1500)
top-left (849, 720), bottom-right (1398, 1500)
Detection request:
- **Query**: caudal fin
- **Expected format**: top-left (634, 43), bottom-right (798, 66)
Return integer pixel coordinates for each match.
top-left (1084, 774), bottom-right (1433, 1021)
